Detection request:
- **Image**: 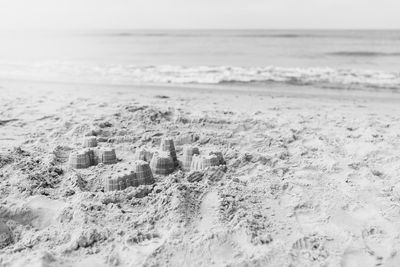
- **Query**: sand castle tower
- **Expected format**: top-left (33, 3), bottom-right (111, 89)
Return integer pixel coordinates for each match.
top-left (190, 154), bottom-right (220, 171)
top-left (105, 170), bottom-right (136, 191)
top-left (83, 148), bottom-right (98, 165)
top-left (150, 152), bottom-right (174, 175)
top-left (134, 147), bottom-right (154, 163)
top-left (208, 151), bottom-right (225, 165)
top-left (124, 171), bottom-right (136, 187)
top-left (181, 145), bottom-right (200, 171)
top-left (99, 148), bottom-right (117, 164)
top-left (202, 154), bottom-right (220, 168)
top-left (69, 150), bottom-right (92, 169)
top-left (83, 136), bottom-right (97, 148)
top-left (189, 155), bottom-right (202, 171)
top-left (159, 138), bottom-right (178, 167)
top-left (105, 161), bottom-right (154, 192)
top-left (105, 176), bottom-right (117, 191)
top-left (134, 160), bottom-right (155, 185)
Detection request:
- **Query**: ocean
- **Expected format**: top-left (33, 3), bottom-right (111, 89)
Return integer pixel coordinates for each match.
top-left (0, 29), bottom-right (400, 90)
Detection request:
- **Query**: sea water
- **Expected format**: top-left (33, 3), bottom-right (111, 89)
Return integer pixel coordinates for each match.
top-left (0, 29), bottom-right (399, 90)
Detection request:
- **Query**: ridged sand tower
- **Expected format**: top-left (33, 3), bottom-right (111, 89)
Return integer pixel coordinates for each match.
top-left (160, 137), bottom-right (178, 167)
top-left (181, 145), bottom-right (200, 171)
top-left (150, 152), bottom-right (174, 175)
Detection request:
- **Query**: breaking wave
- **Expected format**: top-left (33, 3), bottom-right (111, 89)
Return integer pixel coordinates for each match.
top-left (1, 62), bottom-right (400, 90)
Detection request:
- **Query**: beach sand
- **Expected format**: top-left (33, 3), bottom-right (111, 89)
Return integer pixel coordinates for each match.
top-left (1, 80), bottom-right (400, 266)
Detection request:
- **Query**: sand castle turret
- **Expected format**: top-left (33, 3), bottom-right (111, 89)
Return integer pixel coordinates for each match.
top-left (134, 160), bottom-right (155, 185)
top-left (84, 148), bottom-right (98, 165)
top-left (150, 152), bottom-right (174, 175)
top-left (208, 151), bottom-right (225, 165)
top-left (181, 145), bottom-right (200, 171)
top-left (105, 170), bottom-right (136, 191)
top-left (123, 171), bottom-right (136, 187)
top-left (83, 136), bottom-right (97, 148)
top-left (202, 154), bottom-right (220, 168)
top-left (69, 150), bottom-right (92, 169)
top-left (99, 148), bottom-right (117, 164)
top-left (159, 138), bottom-right (178, 167)
top-left (190, 154), bottom-right (221, 171)
top-left (105, 162), bottom-right (154, 192)
top-left (134, 147), bottom-right (154, 163)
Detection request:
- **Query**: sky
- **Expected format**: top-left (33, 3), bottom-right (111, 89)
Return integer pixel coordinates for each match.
top-left (0, 0), bottom-right (399, 30)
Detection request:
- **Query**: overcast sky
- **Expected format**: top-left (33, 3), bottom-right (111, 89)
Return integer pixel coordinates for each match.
top-left (0, 0), bottom-right (399, 30)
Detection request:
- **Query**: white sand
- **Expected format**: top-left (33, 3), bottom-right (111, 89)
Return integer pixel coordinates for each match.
top-left (1, 79), bottom-right (400, 266)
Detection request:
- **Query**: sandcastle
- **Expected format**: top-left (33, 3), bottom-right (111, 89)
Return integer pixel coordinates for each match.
top-left (134, 147), bottom-right (154, 163)
top-left (83, 136), bottom-right (97, 148)
top-left (159, 138), bottom-right (178, 167)
top-left (69, 134), bottom-right (224, 192)
top-left (69, 132), bottom-right (226, 193)
top-left (150, 152), bottom-right (174, 175)
top-left (105, 161), bottom-right (154, 191)
top-left (181, 145), bottom-right (200, 171)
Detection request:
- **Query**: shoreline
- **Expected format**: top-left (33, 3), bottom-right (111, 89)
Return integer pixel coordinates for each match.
top-left (2, 77), bottom-right (400, 101)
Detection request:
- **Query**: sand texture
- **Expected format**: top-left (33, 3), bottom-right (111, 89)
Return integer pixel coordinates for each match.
top-left (1, 80), bottom-right (400, 266)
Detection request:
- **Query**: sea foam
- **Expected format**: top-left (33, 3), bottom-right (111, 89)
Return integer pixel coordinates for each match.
top-left (0, 62), bottom-right (399, 90)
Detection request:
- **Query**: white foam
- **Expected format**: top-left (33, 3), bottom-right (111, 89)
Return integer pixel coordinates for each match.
top-left (0, 61), bottom-right (399, 90)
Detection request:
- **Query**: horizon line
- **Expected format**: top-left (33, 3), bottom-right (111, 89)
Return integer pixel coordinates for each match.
top-left (1, 28), bottom-right (400, 32)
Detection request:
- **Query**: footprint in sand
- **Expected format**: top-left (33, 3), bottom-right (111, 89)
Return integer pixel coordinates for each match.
top-left (1, 196), bottom-right (65, 230)
top-left (197, 190), bottom-right (221, 233)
